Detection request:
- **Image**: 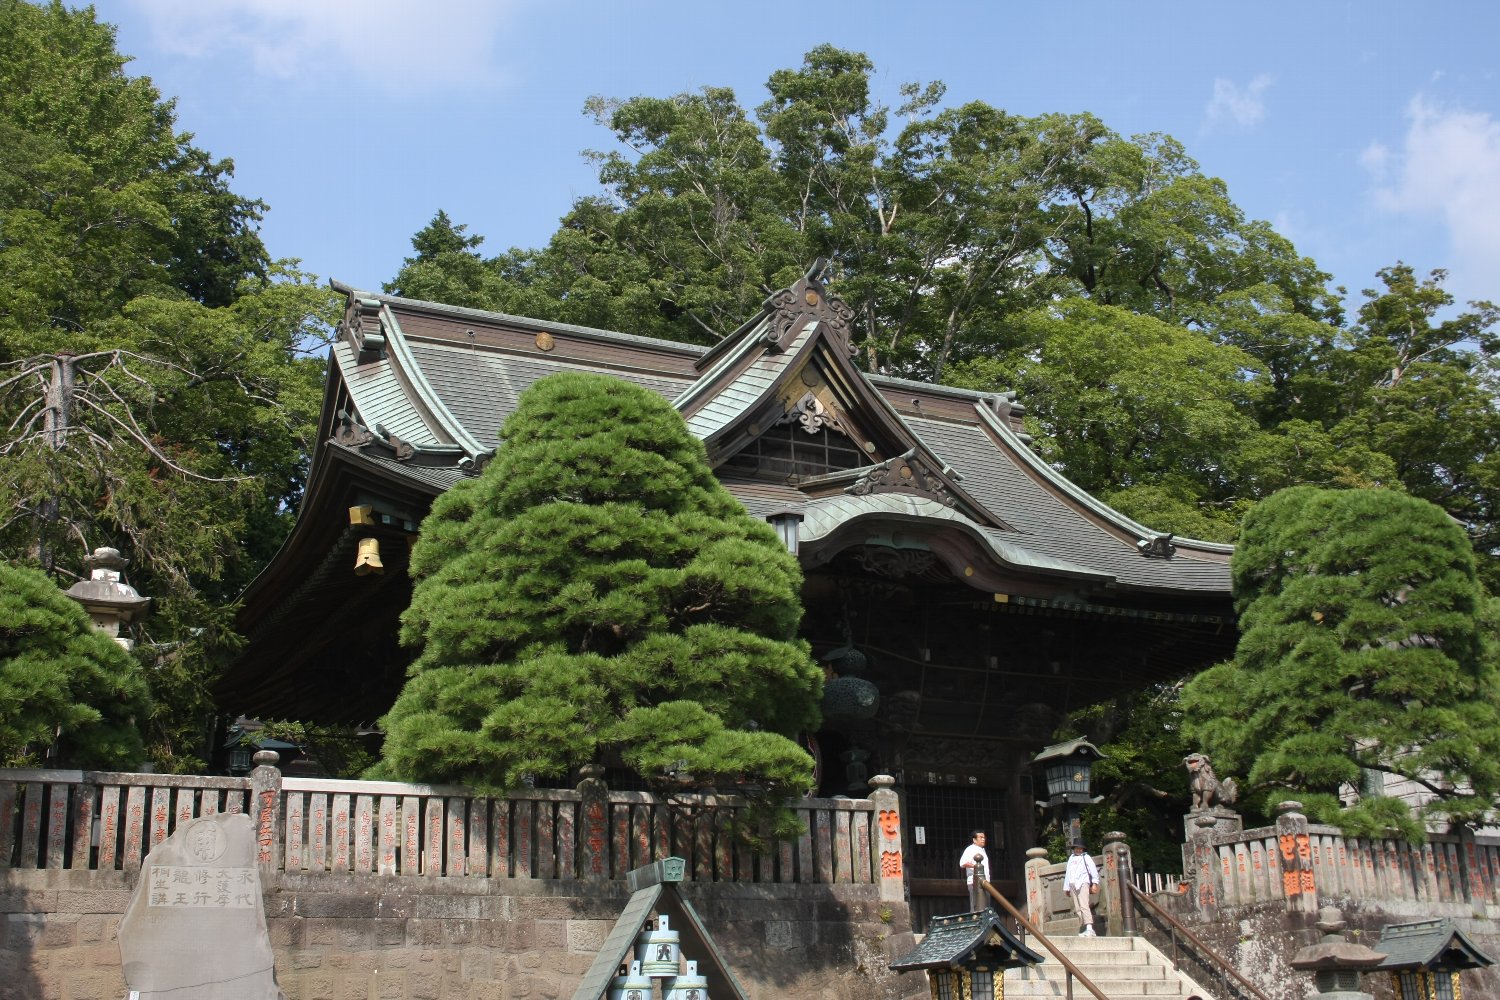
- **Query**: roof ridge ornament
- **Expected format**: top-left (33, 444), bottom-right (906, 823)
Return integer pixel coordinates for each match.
top-left (331, 408), bottom-right (375, 449)
top-left (846, 447), bottom-right (956, 508)
top-left (373, 423), bottom-right (416, 462)
top-left (761, 258), bottom-right (857, 357)
top-left (1138, 533), bottom-right (1176, 559)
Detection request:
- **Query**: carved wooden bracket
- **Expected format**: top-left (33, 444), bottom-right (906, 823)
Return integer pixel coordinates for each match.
top-left (845, 448), bottom-right (955, 507)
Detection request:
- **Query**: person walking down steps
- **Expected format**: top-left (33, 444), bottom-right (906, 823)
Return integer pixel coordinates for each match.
top-left (1064, 838), bottom-right (1100, 936)
top-left (960, 830), bottom-right (990, 912)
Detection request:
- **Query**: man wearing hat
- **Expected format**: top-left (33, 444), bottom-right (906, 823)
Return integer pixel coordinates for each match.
top-left (1063, 839), bottom-right (1100, 936)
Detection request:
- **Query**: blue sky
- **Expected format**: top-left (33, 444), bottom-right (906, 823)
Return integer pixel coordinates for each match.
top-left (98, 1), bottom-right (1500, 314)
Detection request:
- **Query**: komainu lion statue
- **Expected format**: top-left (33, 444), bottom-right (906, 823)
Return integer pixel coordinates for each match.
top-left (1184, 752), bottom-right (1238, 811)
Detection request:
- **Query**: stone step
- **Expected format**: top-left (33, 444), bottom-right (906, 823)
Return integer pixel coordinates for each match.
top-left (1005, 934), bottom-right (1208, 1000)
top-left (1034, 949), bottom-right (1153, 966)
top-left (1005, 981), bottom-right (1187, 998)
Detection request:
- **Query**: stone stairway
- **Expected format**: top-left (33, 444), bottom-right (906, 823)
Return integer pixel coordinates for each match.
top-left (1003, 934), bottom-right (1215, 999)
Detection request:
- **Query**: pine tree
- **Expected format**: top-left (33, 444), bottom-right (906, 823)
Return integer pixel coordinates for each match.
top-left (375, 373), bottom-right (823, 829)
top-left (0, 561), bottom-right (150, 768)
top-left (1181, 486), bottom-right (1500, 838)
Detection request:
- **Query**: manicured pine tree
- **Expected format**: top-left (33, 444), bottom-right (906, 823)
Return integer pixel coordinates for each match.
top-left (1181, 486), bottom-right (1500, 838)
top-left (375, 373), bottom-right (823, 830)
top-left (0, 561), bottom-right (151, 768)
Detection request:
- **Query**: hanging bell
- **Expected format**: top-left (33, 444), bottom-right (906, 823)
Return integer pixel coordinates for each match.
top-left (608, 960), bottom-right (652, 1000)
top-left (354, 537), bottom-right (383, 575)
top-left (664, 959), bottom-right (709, 1000)
top-left (636, 914), bottom-right (681, 976)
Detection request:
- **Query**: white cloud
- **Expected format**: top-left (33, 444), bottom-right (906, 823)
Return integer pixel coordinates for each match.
top-left (1205, 74), bottom-right (1273, 128)
top-left (1366, 96), bottom-right (1500, 304)
top-left (122, 0), bottom-right (520, 93)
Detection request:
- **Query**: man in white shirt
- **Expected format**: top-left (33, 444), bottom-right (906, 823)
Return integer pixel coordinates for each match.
top-left (959, 830), bottom-right (989, 911)
top-left (1063, 839), bottom-right (1100, 936)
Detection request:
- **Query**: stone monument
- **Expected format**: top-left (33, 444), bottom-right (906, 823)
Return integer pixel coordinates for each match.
top-left (118, 812), bottom-right (284, 999)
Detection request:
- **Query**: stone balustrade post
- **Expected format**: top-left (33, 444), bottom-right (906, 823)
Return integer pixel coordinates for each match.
top-left (1186, 812), bottom-right (1220, 920)
top-left (1275, 801), bottom-right (1318, 914)
top-left (249, 750), bottom-right (281, 882)
top-left (1024, 847), bottom-right (1050, 925)
top-left (576, 764), bottom-right (610, 882)
top-left (868, 774), bottom-right (905, 904)
top-left (1102, 831), bottom-right (1135, 936)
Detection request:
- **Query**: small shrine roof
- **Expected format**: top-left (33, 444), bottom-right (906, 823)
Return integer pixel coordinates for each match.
top-left (1376, 919), bottom-right (1495, 971)
top-left (889, 909), bottom-right (1042, 971)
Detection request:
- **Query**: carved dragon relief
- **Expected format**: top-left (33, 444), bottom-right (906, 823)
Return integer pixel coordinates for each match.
top-left (845, 448), bottom-right (956, 508)
top-left (760, 259), bottom-right (858, 358)
top-left (851, 547), bottom-right (937, 580)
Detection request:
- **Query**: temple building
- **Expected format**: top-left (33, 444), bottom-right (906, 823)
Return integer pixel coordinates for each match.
top-left (218, 263), bottom-right (1236, 923)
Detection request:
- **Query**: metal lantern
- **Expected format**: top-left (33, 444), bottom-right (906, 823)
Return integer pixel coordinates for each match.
top-left (664, 959), bottom-right (709, 1000)
top-left (609, 960), bottom-right (652, 1000)
top-left (1377, 918), bottom-right (1493, 1000)
top-left (227, 745), bottom-right (253, 776)
top-left (1033, 739), bottom-right (1102, 802)
top-left (1032, 739), bottom-right (1104, 846)
top-left (890, 909), bottom-right (1042, 1000)
top-left (636, 914), bottom-right (681, 976)
top-left (765, 509), bottom-right (804, 554)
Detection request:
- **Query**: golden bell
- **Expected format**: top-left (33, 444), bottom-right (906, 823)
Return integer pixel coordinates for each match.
top-left (354, 537), bottom-right (383, 575)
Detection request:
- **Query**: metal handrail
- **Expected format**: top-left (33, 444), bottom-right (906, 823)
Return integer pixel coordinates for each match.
top-left (1127, 881), bottom-right (1273, 1000)
top-left (979, 880), bottom-right (1111, 1000)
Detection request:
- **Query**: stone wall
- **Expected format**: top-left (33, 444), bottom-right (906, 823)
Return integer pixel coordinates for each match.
top-left (1136, 890), bottom-right (1500, 1000)
top-left (1, 867), bottom-right (926, 1000)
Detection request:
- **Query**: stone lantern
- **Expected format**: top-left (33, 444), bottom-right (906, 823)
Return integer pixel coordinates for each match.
top-left (1032, 738), bottom-right (1103, 846)
top-left (889, 908), bottom-right (1042, 1000)
top-left (1289, 906), bottom-right (1387, 1000)
top-left (1376, 918), bottom-right (1494, 1000)
top-left (63, 547), bottom-right (151, 649)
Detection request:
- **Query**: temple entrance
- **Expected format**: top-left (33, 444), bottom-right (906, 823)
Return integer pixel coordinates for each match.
top-left (903, 783), bottom-right (1012, 934)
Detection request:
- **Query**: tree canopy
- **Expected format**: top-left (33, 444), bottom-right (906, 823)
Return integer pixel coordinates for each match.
top-left (0, 560), bottom-right (150, 768)
top-left (375, 373), bottom-right (823, 831)
top-left (1180, 486), bottom-right (1500, 838)
top-left (385, 46), bottom-right (1500, 570)
top-left (0, 0), bottom-right (338, 769)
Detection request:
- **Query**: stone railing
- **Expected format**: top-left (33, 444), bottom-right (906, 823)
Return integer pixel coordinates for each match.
top-left (1022, 832), bottom-right (1137, 934)
top-left (1181, 801), bottom-right (1500, 918)
top-left (0, 759), bottom-right (906, 902)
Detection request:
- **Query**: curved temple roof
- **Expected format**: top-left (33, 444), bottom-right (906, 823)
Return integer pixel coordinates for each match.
top-left (223, 265), bottom-right (1234, 720)
top-left (313, 264), bottom-right (1229, 597)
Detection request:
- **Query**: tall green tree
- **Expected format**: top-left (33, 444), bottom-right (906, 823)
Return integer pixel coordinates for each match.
top-left (1181, 486), bottom-right (1500, 838)
top-left (0, 1), bottom-right (337, 769)
top-left (376, 374), bottom-right (823, 832)
top-left (0, 560), bottom-right (150, 768)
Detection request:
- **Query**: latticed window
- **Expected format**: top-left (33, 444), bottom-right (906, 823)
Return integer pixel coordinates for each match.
top-left (722, 422), bottom-right (867, 480)
top-left (930, 968), bottom-right (955, 1000)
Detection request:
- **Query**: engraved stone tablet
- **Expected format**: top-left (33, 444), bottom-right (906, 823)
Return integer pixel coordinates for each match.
top-left (119, 813), bottom-right (284, 998)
